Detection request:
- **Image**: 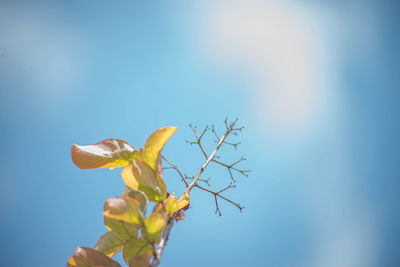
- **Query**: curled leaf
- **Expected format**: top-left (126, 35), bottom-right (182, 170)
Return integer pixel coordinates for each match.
top-left (71, 139), bottom-right (139, 169)
top-left (121, 164), bottom-right (140, 191)
top-left (142, 126), bottom-right (177, 170)
top-left (122, 158), bottom-right (167, 202)
top-left (67, 247), bottom-right (121, 267)
top-left (103, 197), bottom-right (144, 225)
top-left (121, 187), bottom-right (148, 214)
top-left (164, 193), bottom-right (190, 213)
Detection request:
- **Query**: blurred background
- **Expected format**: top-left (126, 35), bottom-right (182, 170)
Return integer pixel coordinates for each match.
top-left (1, 0), bottom-right (399, 266)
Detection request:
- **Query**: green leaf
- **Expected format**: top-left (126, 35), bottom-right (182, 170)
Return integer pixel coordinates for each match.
top-left (94, 232), bottom-right (123, 257)
top-left (71, 139), bottom-right (139, 169)
top-left (164, 193), bottom-right (190, 213)
top-left (67, 247), bottom-right (121, 267)
top-left (121, 187), bottom-right (148, 214)
top-left (143, 207), bottom-right (168, 243)
top-left (141, 126), bottom-right (177, 170)
top-left (122, 158), bottom-right (167, 202)
top-left (99, 217), bottom-right (139, 257)
top-left (123, 238), bottom-right (153, 267)
top-left (103, 197), bottom-right (144, 225)
top-left (104, 217), bottom-right (139, 241)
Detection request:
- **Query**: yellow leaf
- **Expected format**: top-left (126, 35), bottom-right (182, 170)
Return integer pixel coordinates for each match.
top-left (121, 165), bottom-right (140, 191)
top-left (164, 193), bottom-right (190, 213)
top-left (141, 126), bottom-right (177, 170)
top-left (103, 197), bottom-right (144, 225)
top-left (143, 209), bottom-right (167, 243)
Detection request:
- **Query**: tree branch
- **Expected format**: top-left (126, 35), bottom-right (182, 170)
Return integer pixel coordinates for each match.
top-left (161, 155), bottom-right (189, 186)
top-left (185, 119), bottom-right (237, 192)
top-left (185, 124), bottom-right (209, 159)
top-left (194, 183), bottom-right (244, 216)
top-left (151, 118), bottom-right (245, 267)
top-left (151, 213), bottom-right (178, 267)
top-left (211, 157), bottom-right (250, 182)
top-left (184, 175), bottom-right (211, 186)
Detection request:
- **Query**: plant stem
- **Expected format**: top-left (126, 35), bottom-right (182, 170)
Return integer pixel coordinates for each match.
top-left (150, 122), bottom-right (235, 267)
top-left (151, 213), bottom-right (178, 267)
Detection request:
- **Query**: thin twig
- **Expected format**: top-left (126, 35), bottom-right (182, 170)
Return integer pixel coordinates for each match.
top-left (222, 140), bottom-right (241, 150)
top-left (185, 120), bottom-right (237, 192)
top-left (185, 176), bottom-right (211, 187)
top-left (151, 213), bottom-right (178, 267)
top-left (185, 124), bottom-right (209, 159)
top-left (162, 155), bottom-right (189, 187)
top-left (151, 118), bottom-right (245, 267)
top-left (211, 157), bottom-right (250, 182)
top-left (211, 125), bottom-right (220, 141)
top-left (194, 183), bottom-right (244, 215)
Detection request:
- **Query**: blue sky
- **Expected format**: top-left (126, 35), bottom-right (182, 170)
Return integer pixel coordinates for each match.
top-left (1, 1), bottom-right (399, 266)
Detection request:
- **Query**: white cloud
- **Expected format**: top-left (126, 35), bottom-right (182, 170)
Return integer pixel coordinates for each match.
top-left (200, 0), bottom-right (323, 134)
top-left (198, 1), bottom-right (379, 266)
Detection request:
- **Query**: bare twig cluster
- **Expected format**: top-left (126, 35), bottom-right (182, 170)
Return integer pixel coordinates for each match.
top-left (152, 118), bottom-right (249, 267)
top-left (184, 175), bottom-right (211, 187)
top-left (195, 182), bottom-right (243, 216)
top-left (183, 117), bottom-right (248, 214)
top-left (185, 124), bottom-right (209, 159)
top-left (162, 155), bottom-right (189, 187)
top-left (163, 118), bottom-right (248, 215)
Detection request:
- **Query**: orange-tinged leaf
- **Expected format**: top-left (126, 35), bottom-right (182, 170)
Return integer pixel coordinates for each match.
top-left (123, 238), bottom-right (153, 266)
top-left (121, 188), bottom-right (148, 214)
top-left (103, 197), bottom-right (144, 225)
top-left (71, 139), bottom-right (139, 169)
top-left (124, 158), bottom-right (167, 202)
top-left (131, 159), bottom-right (160, 191)
top-left (164, 193), bottom-right (190, 213)
top-left (143, 209), bottom-right (168, 243)
top-left (129, 254), bottom-right (150, 267)
top-left (156, 152), bottom-right (163, 177)
top-left (141, 126), bottom-right (177, 170)
top-left (94, 232), bottom-right (123, 257)
top-left (67, 247), bottom-right (121, 267)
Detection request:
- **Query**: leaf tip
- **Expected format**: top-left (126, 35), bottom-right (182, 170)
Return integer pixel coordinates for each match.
top-left (71, 144), bottom-right (86, 169)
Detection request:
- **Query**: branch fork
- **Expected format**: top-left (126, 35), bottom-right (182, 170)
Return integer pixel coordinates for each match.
top-left (152, 118), bottom-right (249, 267)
